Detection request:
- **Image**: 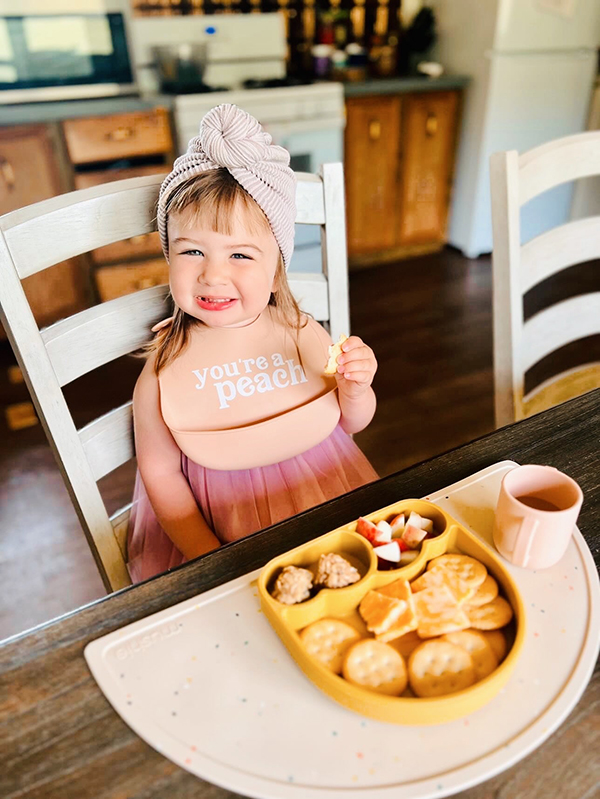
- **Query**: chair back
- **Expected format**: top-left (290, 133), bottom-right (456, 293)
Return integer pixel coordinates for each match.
top-left (490, 131), bottom-right (600, 428)
top-left (0, 165), bottom-right (350, 591)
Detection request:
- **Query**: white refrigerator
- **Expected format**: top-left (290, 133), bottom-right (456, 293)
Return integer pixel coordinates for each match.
top-left (432, 0), bottom-right (600, 258)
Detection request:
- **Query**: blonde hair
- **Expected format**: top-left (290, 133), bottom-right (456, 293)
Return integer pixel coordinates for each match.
top-left (148, 168), bottom-right (303, 375)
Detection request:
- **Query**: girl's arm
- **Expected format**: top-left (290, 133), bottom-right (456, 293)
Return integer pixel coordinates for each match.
top-left (334, 336), bottom-right (378, 434)
top-left (133, 355), bottom-right (221, 560)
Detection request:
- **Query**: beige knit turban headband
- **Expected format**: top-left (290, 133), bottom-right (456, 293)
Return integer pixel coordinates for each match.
top-left (157, 103), bottom-right (297, 269)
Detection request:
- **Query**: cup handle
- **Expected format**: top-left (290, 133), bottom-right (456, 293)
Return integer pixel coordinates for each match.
top-left (512, 517), bottom-right (539, 568)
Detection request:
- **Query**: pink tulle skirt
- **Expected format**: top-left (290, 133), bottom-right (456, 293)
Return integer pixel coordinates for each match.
top-left (127, 424), bottom-right (378, 583)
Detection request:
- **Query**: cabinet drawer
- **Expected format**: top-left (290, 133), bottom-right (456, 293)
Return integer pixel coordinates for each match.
top-left (0, 124), bottom-right (61, 216)
top-left (63, 108), bottom-right (172, 165)
top-left (74, 164), bottom-right (168, 191)
top-left (95, 260), bottom-right (169, 302)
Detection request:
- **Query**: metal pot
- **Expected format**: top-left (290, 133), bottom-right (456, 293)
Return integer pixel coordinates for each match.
top-left (152, 43), bottom-right (208, 94)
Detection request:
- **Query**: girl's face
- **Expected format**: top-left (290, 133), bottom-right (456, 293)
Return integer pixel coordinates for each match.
top-left (167, 200), bottom-right (280, 328)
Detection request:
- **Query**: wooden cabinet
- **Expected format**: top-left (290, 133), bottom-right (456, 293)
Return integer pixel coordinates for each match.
top-left (64, 108), bottom-right (173, 301)
top-left (345, 90), bottom-right (461, 265)
top-left (0, 125), bottom-right (88, 329)
top-left (345, 96), bottom-right (402, 255)
top-left (398, 91), bottom-right (459, 246)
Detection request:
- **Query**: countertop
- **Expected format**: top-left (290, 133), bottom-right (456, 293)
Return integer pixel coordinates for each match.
top-left (0, 75), bottom-right (470, 127)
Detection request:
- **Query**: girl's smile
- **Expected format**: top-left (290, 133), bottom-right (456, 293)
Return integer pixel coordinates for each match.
top-left (195, 296), bottom-right (238, 311)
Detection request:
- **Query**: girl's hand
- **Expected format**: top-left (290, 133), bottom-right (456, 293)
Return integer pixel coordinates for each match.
top-left (335, 335), bottom-right (378, 398)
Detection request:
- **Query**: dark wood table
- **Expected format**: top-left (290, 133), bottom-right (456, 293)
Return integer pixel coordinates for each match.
top-left (2, 391), bottom-right (599, 799)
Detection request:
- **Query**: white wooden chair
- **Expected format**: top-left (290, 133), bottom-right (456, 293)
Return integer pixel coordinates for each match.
top-left (490, 131), bottom-right (600, 428)
top-left (0, 164), bottom-right (350, 592)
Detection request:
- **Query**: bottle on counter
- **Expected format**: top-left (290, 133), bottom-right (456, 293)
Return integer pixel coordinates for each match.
top-left (311, 43), bottom-right (334, 78)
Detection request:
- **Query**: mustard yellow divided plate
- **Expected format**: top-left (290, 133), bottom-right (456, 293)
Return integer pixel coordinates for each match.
top-left (258, 499), bottom-right (526, 725)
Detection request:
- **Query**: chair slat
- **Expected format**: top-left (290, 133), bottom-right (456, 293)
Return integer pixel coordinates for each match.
top-left (521, 216), bottom-right (600, 293)
top-left (288, 272), bottom-right (329, 321)
top-left (519, 131), bottom-right (600, 206)
top-left (521, 293), bottom-right (600, 372)
top-left (521, 363), bottom-right (600, 420)
top-left (2, 175), bottom-right (163, 279)
top-left (320, 162), bottom-right (350, 341)
top-left (42, 285), bottom-right (170, 387)
top-left (295, 172), bottom-right (326, 225)
top-left (80, 402), bottom-right (134, 482)
top-left (2, 173), bottom-right (326, 279)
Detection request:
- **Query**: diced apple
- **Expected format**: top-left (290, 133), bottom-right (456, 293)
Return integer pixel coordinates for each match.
top-left (399, 550), bottom-right (419, 565)
top-left (356, 516), bottom-right (379, 544)
top-left (374, 520), bottom-right (392, 543)
top-left (407, 511), bottom-right (434, 534)
top-left (401, 523), bottom-right (428, 549)
top-left (389, 513), bottom-right (405, 536)
top-left (374, 540), bottom-right (401, 562)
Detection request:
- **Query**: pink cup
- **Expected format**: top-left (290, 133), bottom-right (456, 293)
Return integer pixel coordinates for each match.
top-left (493, 465), bottom-right (583, 570)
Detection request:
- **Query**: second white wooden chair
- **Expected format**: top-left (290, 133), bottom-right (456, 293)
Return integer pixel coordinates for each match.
top-left (490, 130), bottom-right (600, 428)
top-left (0, 165), bottom-right (350, 592)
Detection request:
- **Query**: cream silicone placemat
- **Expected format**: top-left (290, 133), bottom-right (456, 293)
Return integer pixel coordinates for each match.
top-left (85, 461), bottom-right (600, 799)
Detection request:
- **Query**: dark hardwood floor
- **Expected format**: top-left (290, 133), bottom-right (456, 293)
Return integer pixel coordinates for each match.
top-left (1, 248), bottom-right (497, 640)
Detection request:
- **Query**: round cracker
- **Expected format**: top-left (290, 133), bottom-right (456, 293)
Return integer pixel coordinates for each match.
top-left (427, 554), bottom-right (487, 590)
top-left (300, 618), bottom-right (361, 673)
top-left (408, 640), bottom-right (476, 697)
top-left (467, 596), bottom-right (513, 630)
top-left (442, 630), bottom-right (499, 681)
top-left (466, 574), bottom-right (499, 607)
top-left (482, 630), bottom-right (508, 662)
top-left (342, 639), bottom-right (407, 695)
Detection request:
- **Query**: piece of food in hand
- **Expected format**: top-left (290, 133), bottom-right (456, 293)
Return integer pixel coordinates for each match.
top-left (272, 565), bottom-right (314, 604)
top-left (427, 553), bottom-right (487, 591)
top-left (389, 513), bottom-right (406, 536)
top-left (401, 522), bottom-right (428, 549)
top-left (442, 630), bottom-right (499, 681)
top-left (314, 553), bottom-right (361, 589)
top-left (324, 333), bottom-right (348, 375)
top-left (356, 516), bottom-right (379, 545)
top-left (300, 618), bottom-right (361, 673)
top-left (343, 639), bottom-right (408, 695)
top-left (374, 520), bottom-right (393, 543)
top-left (359, 590), bottom-right (409, 636)
top-left (408, 640), bottom-right (476, 697)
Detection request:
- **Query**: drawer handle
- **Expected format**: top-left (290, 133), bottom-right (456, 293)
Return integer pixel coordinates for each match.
top-left (425, 113), bottom-right (438, 137)
top-left (135, 277), bottom-right (161, 291)
top-left (106, 126), bottom-right (135, 142)
top-left (368, 119), bottom-right (382, 141)
top-left (0, 156), bottom-right (16, 190)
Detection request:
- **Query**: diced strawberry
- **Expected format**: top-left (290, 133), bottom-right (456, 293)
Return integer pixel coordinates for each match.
top-left (398, 537), bottom-right (409, 552)
top-left (356, 516), bottom-right (379, 544)
top-left (374, 520), bottom-right (392, 543)
top-left (388, 513), bottom-right (406, 535)
top-left (373, 540), bottom-right (401, 562)
top-left (401, 523), bottom-right (428, 549)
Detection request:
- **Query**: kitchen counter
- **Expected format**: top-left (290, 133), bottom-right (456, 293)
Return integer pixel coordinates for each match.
top-left (343, 74), bottom-right (470, 97)
top-left (0, 76), bottom-right (470, 127)
top-left (0, 94), bottom-right (175, 126)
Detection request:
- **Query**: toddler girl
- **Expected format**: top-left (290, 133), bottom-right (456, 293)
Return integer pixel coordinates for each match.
top-left (127, 103), bottom-right (378, 583)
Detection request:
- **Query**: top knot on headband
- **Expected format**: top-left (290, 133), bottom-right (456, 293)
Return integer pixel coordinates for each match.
top-left (157, 103), bottom-right (296, 268)
top-left (199, 104), bottom-right (273, 169)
